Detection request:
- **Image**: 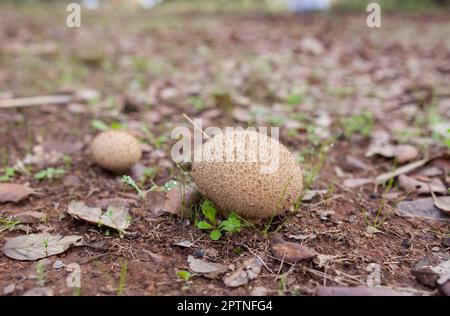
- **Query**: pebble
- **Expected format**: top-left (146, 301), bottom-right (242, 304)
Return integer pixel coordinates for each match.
top-left (53, 260), bottom-right (65, 270)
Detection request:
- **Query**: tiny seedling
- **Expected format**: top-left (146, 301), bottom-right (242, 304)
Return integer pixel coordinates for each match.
top-left (63, 155), bottom-right (72, 169)
top-left (0, 166), bottom-right (15, 182)
top-left (286, 91), bottom-right (303, 106)
top-left (163, 179), bottom-right (178, 192)
top-left (196, 200), bottom-right (242, 241)
top-left (91, 119), bottom-right (122, 132)
top-left (121, 175), bottom-right (145, 199)
top-left (0, 218), bottom-right (20, 234)
top-left (176, 270), bottom-right (192, 282)
top-left (117, 261), bottom-right (128, 296)
top-left (35, 261), bottom-right (46, 287)
top-left (34, 168), bottom-right (65, 181)
top-left (188, 96), bottom-right (205, 111)
top-left (139, 166), bottom-right (157, 186)
top-left (341, 112), bottom-right (374, 138)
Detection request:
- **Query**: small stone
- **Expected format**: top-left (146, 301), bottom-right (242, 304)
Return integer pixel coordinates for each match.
top-left (432, 247), bottom-right (440, 252)
top-left (53, 260), bottom-right (65, 270)
top-left (250, 286), bottom-right (268, 296)
top-left (194, 248), bottom-right (205, 258)
top-left (3, 284), bottom-right (15, 295)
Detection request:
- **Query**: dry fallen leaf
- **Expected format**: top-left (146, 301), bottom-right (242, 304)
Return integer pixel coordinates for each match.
top-left (393, 144), bottom-right (419, 164)
top-left (398, 174), bottom-right (446, 194)
top-left (2, 233), bottom-right (83, 261)
top-left (163, 184), bottom-right (200, 218)
top-left (430, 191), bottom-right (450, 216)
top-left (271, 238), bottom-right (317, 263)
top-left (67, 199), bottom-right (131, 232)
top-left (0, 183), bottom-right (35, 203)
top-left (187, 255), bottom-right (228, 279)
top-left (12, 211), bottom-right (47, 224)
top-left (396, 198), bottom-right (450, 221)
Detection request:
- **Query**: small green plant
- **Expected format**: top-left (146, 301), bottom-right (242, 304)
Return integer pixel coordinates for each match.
top-left (0, 218), bottom-right (20, 234)
top-left (341, 112), bottom-right (374, 138)
top-left (188, 96), bottom-right (205, 111)
top-left (0, 166), bottom-right (15, 182)
top-left (176, 270), bottom-right (192, 282)
top-left (34, 168), bottom-right (65, 181)
top-left (91, 119), bottom-right (122, 132)
top-left (163, 179), bottom-right (178, 192)
top-left (36, 261), bottom-right (46, 287)
top-left (121, 175), bottom-right (145, 199)
top-left (196, 200), bottom-right (242, 240)
top-left (286, 92), bottom-right (303, 106)
top-left (117, 261), bottom-right (128, 296)
top-left (153, 135), bottom-right (168, 149)
top-left (63, 155), bottom-right (72, 169)
top-left (139, 166), bottom-right (157, 186)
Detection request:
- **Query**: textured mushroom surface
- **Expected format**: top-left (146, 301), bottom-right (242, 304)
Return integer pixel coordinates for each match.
top-left (90, 131), bottom-right (142, 173)
top-left (191, 130), bottom-right (303, 219)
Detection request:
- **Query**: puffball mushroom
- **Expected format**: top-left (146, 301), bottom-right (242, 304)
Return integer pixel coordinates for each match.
top-left (191, 130), bottom-right (303, 220)
top-left (90, 131), bottom-right (142, 173)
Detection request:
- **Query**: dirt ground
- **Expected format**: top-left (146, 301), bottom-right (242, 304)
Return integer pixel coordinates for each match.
top-left (0, 4), bottom-right (449, 296)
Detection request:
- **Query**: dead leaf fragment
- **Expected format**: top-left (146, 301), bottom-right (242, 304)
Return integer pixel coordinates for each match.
top-left (271, 239), bottom-right (317, 263)
top-left (163, 184), bottom-right (200, 218)
top-left (12, 211), bottom-right (47, 224)
top-left (22, 287), bottom-right (54, 296)
top-left (398, 174), bottom-right (446, 194)
top-left (2, 233), bottom-right (83, 261)
top-left (0, 183), bottom-right (35, 203)
top-left (187, 255), bottom-right (228, 279)
top-left (67, 199), bottom-right (131, 232)
top-left (396, 198), bottom-right (449, 221)
top-left (393, 145), bottom-right (419, 164)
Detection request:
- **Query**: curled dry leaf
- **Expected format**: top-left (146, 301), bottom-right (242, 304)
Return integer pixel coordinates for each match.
top-left (2, 233), bottom-right (83, 261)
top-left (222, 257), bottom-right (262, 288)
top-left (187, 255), bottom-right (228, 279)
top-left (398, 174), bottom-right (446, 194)
top-left (67, 199), bottom-right (131, 232)
top-left (0, 183), bottom-right (35, 203)
top-left (271, 238), bottom-right (317, 263)
top-left (432, 196), bottom-right (450, 216)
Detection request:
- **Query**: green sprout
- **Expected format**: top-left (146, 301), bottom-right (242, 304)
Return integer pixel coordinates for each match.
top-left (121, 175), bottom-right (145, 199)
top-left (34, 168), bottom-right (65, 181)
top-left (196, 200), bottom-right (242, 241)
top-left (0, 166), bottom-right (15, 182)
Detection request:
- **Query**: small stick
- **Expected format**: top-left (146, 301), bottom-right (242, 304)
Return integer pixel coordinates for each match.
top-left (182, 113), bottom-right (212, 140)
top-left (0, 95), bottom-right (73, 109)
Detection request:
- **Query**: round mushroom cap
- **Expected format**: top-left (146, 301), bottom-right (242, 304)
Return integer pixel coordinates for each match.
top-left (90, 131), bottom-right (142, 173)
top-left (191, 130), bottom-right (303, 220)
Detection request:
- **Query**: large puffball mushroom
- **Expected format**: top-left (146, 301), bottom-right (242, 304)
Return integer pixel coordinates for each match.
top-left (191, 130), bottom-right (303, 220)
top-left (90, 131), bottom-right (142, 173)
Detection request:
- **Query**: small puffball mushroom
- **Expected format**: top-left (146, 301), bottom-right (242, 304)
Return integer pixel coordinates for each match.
top-left (191, 130), bottom-right (303, 220)
top-left (90, 131), bottom-right (142, 173)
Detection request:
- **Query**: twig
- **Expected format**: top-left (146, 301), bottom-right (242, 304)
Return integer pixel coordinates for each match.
top-left (182, 113), bottom-right (212, 140)
top-left (0, 95), bottom-right (73, 109)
